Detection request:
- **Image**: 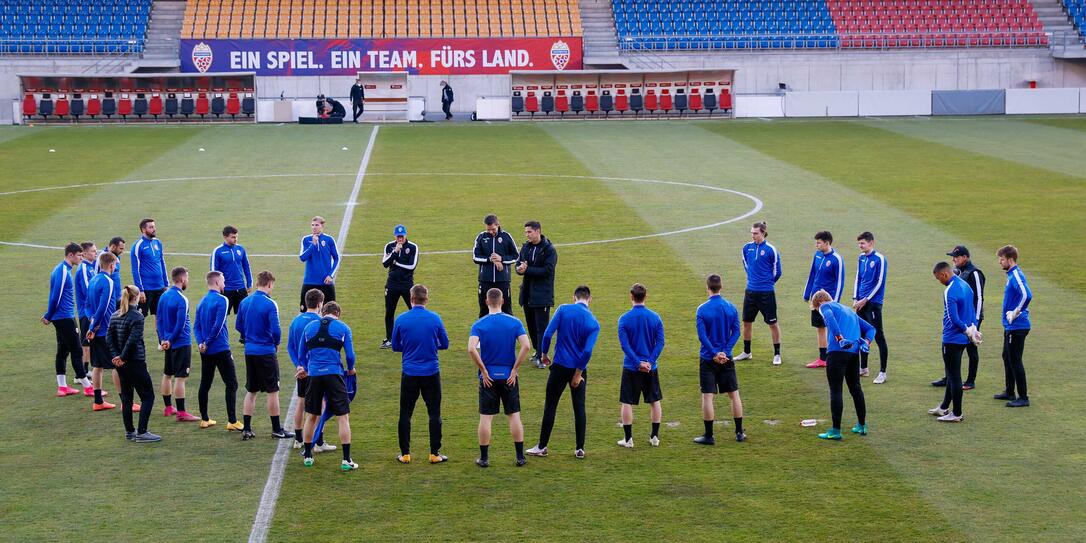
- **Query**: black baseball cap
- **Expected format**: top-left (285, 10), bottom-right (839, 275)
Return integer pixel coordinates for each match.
top-left (946, 246), bottom-right (970, 257)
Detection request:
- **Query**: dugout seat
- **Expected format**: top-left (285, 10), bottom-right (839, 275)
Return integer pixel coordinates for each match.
top-left (165, 96), bottom-right (178, 117)
top-left (196, 93), bottom-right (210, 117)
top-left (570, 92), bottom-right (584, 114)
top-left (242, 96), bottom-right (255, 117)
top-left (524, 93), bottom-right (539, 116)
top-left (181, 96), bottom-right (195, 116)
top-left (585, 92), bottom-right (599, 113)
top-left (614, 91), bottom-right (628, 114)
top-left (675, 91), bottom-right (688, 114)
top-left (22, 94), bottom-right (36, 118)
top-left (555, 91), bottom-right (569, 115)
top-left (703, 91), bottom-right (717, 114)
top-left (644, 91), bottom-right (658, 112)
top-left (133, 96), bottom-right (148, 117)
top-left (211, 95), bottom-right (226, 117)
top-left (630, 91), bottom-right (643, 114)
top-left (70, 96), bottom-right (84, 118)
top-left (38, 97), bottom-right (54, 118)
top-left (149, 95), bottom-right (163, 118)
top-left (117, 97), bottom-right (133, 118)
top-left (54, 97), bottom-right (70, 118)
top-left (511, 91), bottom-right (524, 115)
top-left (689, 90), bottom-right (703, 112)
top-left (720, 89), bottom-right (733, 111)
top-left (101, 97), bottom-right (116, 118)
top-left (541, 91), bottom-right (554, 115)
top-left (660, 91), bottom-right (673, 113)
top-left (226, 92), bottom-right (241, 118)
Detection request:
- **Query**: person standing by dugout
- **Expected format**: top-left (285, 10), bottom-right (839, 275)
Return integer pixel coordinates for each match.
top-left (380, 224), bottom-right (418, 350)
top-left (516, 221), bottom-right (557, 369)
top-left (349, 78), bottom-right (365, 122)
top-left (473, 215), bottom-right (519, 318)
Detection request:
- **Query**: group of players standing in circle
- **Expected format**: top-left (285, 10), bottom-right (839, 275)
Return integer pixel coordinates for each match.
top-left (41, 213), bottom-right (1035, 469)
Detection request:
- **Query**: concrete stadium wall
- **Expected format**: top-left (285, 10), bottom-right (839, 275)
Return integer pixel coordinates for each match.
top-left (736, 87), bottom-right (1083, 118)
top-left (630, 49), bottom-right (1086, 94)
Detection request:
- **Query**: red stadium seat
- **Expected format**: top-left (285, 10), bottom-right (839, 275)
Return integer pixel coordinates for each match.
top-left (614, 91), bottom-right (629, 113)
top-left (196, 93), bottom-right (210, 117)
top-left (117, 97), bottom-right (133, 117)
top-left (644, 91), bottom-right (658, 112)
top-left (22, 94), bottom-right (36, 117)
top-left (226, 92), bottom-right (241, 117)
top-left (555, 91), bottom-right (569, 114)
top-left (54, 97), bottom-right (70, 117)
top-left (149, 95), bottom-right (163, 117)
top-left (689, 90), bottom-right (703, 112)
top-left (659, 91), bottom-right (673, 112)
top-left (720, 90), bottom-right (733, 111)
top-left (525, 93), bottom-right (539, 113)
top-left (87, 97), bottom-right (101, 118)
top-left (585, 92), bottom-right (599, 113)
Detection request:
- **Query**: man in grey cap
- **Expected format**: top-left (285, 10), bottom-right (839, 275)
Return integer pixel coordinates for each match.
top-left (933, 245), bottom-right (986, 389)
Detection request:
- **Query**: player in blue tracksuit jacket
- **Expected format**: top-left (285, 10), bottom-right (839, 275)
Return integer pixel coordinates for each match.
top-left (194, 270), bottom-right (239, 428)
top-left (298, 216), bottom-right (340, 312)
top-left (156, 269), bottom-right (196, 419)
top-left (297, 302), bottom-right (358, 469)
top-left (616, 283), bottom-right (666, 447)
top-left (131, 219), bottom-right (169, 317)
top-left (737, 221), bottom-right (783, 363)
top-left (852, 231), bottom-right (889, 381)
top-left (87, 252), bottom-right (120, 407)
top-left (96, 237), bottom-right (125, 303)
top-left (813, 290), bottom-right (876, 440)
top-left (234, 271), bottom-right (290, 439)
top-left (802, 231), bottom-right (846, 368)
top-left (527, 285), bottom-right (600, 458)
top-left (74, 242), bottom-right (98, 374)
top-left (44, 243), bottom-right (88, 392)
top-left (694, 274), bottom-right (745, 445)
top-left (933, 262), bottom-right (979, 421)
top-left (997, 246), bottom-right (1033, 407)
top-left (211, 225), bottom-right (253, 316)
top-left (391, 285), bottom-right (449, 462)
top-left (287, 288), bottom-right (325, 448)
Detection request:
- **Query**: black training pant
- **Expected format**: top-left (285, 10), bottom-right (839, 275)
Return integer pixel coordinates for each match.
top-left (442, 100), bottom-right (452, 119)
top-left (964, 319), bottom-right (983, 384)
top-left (117, 359), bottom-right (155, 434)
top-left (384, 284), bottom-right (412, 340)
top-left (52, 318), bottom-right (86, 379)
top-left (398, 373), bottom-right (442, 455)
top-left (478, 282), bottom-right (513, 318)
top-left (538, 364), bottom-right (587, 450)
top-left (857, 303), bottom-right (888, 372)
top-left (198, 350), bottom-right (238, 422)
top-left (352, 100), bottom-right (364, 121)
top-left (825, 351), bottom-right (865, 430)
top-left (523, 305), bottom-right (551, 355)
top-left (1002, 329), bottom-right (1029, 400)
top-left (941, 343), bottom-right (966, 416)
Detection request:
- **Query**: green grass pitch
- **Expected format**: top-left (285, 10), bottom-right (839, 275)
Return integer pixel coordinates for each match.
top-left (1, 117), bottom-right (1085, 542)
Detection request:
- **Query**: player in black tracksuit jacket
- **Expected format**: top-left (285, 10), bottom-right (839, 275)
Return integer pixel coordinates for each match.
top-left (473, 216), bottom-right (520, 318)
top-left (380, 226), bottom-right (419, 348)
top-left (516, 222), bottom-right (557, 367)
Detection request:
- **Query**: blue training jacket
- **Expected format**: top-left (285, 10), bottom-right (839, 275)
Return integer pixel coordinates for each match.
top-left (818, 302), bottom-right (876, 354)
top-left (854, 251), bottom-right (887, 305)
top-left (95, 252), bottom-right (122, 302)
top-left (391, 306), bottom-right (449, 377)
top-left (288, 311), bottom-right (322, 366)
top-left (155, 286), bottom-right (192, 347)
top-left (742, 240), bottom-right (782, 292)
top-left (130, 236), bottom-right (168, 292)
top-left (44, 261), bottom-right (76, 322)
top-left (1002, 266), bottom-right (1032, 331)
top-left (696, 294), bottom-right (741, 361)
top-left (803, 248), bottom-right (845, 302)
top-left (86, 273), bottom-right (116, 336)
top-left (469, 312), bottom-right (527, 378)
top-left (194, 290), bottom-right (230, 355)
top-left (75, 260), bottom-right (96, 318)
top-left (942, 276), bottom-right (976, 345)
top-left (298, 233), bottom-right (340, 285)
top-left (542, 302), bottom-right (601, 371)
top-left (211, 242), bottom-right (253, 291)
top-left (235, 290), bottom-right (281, 355)
top-left (617, 305), bottom-right (665, 371)
top-left (299, 317), bottom-right (356, 377)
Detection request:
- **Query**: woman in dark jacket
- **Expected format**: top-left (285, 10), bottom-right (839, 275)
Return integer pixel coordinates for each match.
top-left (107, 285), bottom-right (160, 442)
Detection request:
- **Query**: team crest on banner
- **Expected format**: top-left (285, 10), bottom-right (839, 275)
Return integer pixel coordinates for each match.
top-left (549, 40), bottom-right (570, 71)
top-left (192, 42), bottom-right (214, 73)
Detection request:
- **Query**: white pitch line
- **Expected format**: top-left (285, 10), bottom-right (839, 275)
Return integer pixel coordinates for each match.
top-left (0, 173), bottom-right (352, 197)
top-left (246, 126), bottom-right (379, 543)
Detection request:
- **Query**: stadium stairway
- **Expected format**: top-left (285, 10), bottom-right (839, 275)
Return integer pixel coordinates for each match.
top-left (140, 0), bottom-right (185, 69)
top-left (580, 0), bottom-right (626, 67)
top-left (1033, 0), bottom-right (1086, 56)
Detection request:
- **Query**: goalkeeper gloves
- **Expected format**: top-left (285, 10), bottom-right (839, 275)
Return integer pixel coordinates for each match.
top-left (1005, 310), bottom-right (1017, 325)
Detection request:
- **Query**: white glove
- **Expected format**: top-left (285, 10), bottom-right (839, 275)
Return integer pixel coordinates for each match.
top-left (1005, 311), bottom-right (1017, 325)
top-left (965, 325), bottom-right (982, 345)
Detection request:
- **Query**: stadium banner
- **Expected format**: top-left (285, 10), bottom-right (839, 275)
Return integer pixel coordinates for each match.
top-left (181, 38), bottom-right (582, 76)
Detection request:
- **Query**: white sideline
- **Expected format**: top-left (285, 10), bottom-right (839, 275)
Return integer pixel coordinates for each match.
top-left (246, 126), bottom-right (379, 543)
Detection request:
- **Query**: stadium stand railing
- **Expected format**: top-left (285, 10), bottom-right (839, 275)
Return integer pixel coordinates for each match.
top-left (182, 0), bottom-right (582, 39)
top-left (614, 0), bottom-right (1049, 51)
top-left (0, 0), bottom-right (151, 55)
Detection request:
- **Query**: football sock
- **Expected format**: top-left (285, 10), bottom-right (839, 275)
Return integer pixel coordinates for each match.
top-left (734, 417), bottom-right (744, 434)
top-left (176, 398), bottom-right (186, 413)
top-left (623, 424), bottom-right (632, 442)
top-left (703, 420), bottom-right (714, 438)
top-left (743, 340), bottom-right (752, 354)
top-left (651, 422), bottom-right (660, 438)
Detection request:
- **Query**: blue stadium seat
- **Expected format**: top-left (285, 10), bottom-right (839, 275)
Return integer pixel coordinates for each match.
top-left (1, 0), bottom-right (150, 55)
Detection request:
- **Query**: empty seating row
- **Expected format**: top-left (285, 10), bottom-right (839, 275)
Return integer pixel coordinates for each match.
top-left (22, 93), bottom-right (254, 121)
top-left (0, 0), bottom-right (151, 54)
top-left (828, 0), bottom-right (1048, 47)
top-left (512, 88), bottom-right (733, 117)
top-left (184, 0), bottom-right (582, 39)
top-left (1063, 0), bottom-right (1086, 40)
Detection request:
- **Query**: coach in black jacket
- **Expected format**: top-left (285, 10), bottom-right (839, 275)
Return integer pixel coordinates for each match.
top-left (107, 286), bottom-right (158, 441)
top-left (381, 224), bottom-right (419, 348)
top-left (350, 79), bottom-right (365, 122)
top-left (473, 214), bottom-right (519, 318)
top-left (516, 220), bottom-right (557, 368)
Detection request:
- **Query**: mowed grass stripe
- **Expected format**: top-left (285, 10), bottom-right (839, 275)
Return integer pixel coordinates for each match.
top-left (270, 123), bottom-right (951, 542)
top-left (704, 120), bottom-right (1086, 296)
top-left (0, 126), bottom-right (363, 541)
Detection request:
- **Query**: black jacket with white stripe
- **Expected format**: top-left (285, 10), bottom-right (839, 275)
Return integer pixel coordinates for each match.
top-left (382, 240), bottom-right (419, 288)
top-left (955, 261), bottom-right (986, 324)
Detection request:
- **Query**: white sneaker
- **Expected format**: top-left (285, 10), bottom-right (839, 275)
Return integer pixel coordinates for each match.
top-left (928, 406), bottom-right (949, 416)
top-left (734, 352), bottom-right (753, 361)
top-left (616, 438), bottom-right (633, 448)
top-left (649, 435), bottom-right (660, 447)
top-left (574, 449), bottom-right (586, 459)
top-left (526, 445), bottom-right (548, 457)
top-left (873, 372), bottom-right (887, 384)
top-left (341, 459), bottom-right (359, 470)
top-left (859, 368), bottom-right (870, 377)
top-left (937, 413), bottom-right (963, 423)
top-left (772, 354), bottom-right (782, 366)
top-left (315, 442), bottom-right (337, 453)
